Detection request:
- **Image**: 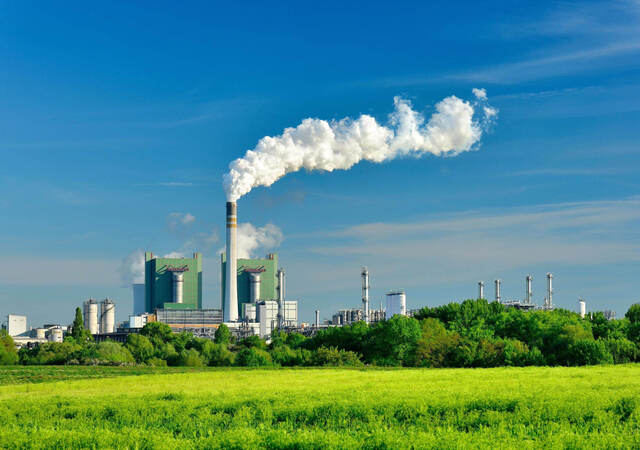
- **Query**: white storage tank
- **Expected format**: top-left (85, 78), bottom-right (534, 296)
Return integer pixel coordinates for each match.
top-left (49, 328), bottom-right (63, 343)
top-left (100, 299), bottom-right (115, 334)
top-left (35, 328), bottom-right (46, 339)
top-left (386, 290), bottom-right (407, 318)
top-left (83, 299), bottom-right (99, 335)
top-left (578, 299), bottom-right (586, 318)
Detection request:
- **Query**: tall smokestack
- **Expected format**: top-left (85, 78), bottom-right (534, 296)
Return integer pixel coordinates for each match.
top-left (224, 202), bottom-right (239, 322)
top-left (495, 279), bottom-right (501, 303)
top-left (478, 281), bottom-right (484, 299)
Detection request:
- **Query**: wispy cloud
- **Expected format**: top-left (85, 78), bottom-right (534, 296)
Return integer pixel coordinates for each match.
top-left (283, 197), bottom-right (640, 296)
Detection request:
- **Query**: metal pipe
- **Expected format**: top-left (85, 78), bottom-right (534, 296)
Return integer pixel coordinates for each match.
top-left (224, 202), bottom-right (239, 322)
top-left (546, 273), bottom-right (553, 308)
top-left (362, 267), bottom-right (370, 324)
top-left (277, 268), bottom-right (285, 328)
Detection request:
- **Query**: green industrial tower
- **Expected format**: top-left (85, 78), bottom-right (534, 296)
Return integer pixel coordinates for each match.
top-left (220, 253), bottom-right (278, 313)
top-left (145, 252), bottom-right (202, 312)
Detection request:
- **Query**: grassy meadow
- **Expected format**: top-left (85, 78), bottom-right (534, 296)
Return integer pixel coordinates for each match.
top-left (0, 365), bottom-right (639, 449)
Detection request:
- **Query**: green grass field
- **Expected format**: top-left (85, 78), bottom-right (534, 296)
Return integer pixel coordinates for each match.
top-left (1, 365), bottom-right (639, 449)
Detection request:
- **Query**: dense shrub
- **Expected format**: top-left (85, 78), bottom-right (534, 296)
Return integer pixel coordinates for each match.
top-left (236, 347), bottom-right (272, 367)
top-left (126, 334), bottom-right (154, 364)
top-left (177, 349), bottom-right (205, 367)
top-left (312, 346), bottom-right (363, 367)
top-left (602, 338), bottom-right (638, 364)
top-left (567, 339), bottom-right (614, 366)
top-left (94, 341), bottom-right (135, 365)
top-left (201, 341), bottom-right (235, 367)
top-left (0, 330), bottom-right (18, 365)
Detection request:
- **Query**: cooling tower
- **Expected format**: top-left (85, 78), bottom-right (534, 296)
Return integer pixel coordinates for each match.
top-left (224, 202), bottom-right (239, 322)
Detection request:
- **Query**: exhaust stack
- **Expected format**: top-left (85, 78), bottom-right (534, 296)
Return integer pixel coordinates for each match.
top-left (224, 202), bottom-right (239, 322)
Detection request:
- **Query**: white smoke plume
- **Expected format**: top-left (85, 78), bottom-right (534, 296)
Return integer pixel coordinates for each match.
top-left (224, 90), bottom-right (496, 201)
top-left (218, 222), bottom-right (283, 259)
top-left (118, 249), bottom-right (145, 286)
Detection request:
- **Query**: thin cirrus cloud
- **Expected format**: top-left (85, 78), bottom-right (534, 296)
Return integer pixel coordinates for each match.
top-left (293, 197), bottom-right (640, 289)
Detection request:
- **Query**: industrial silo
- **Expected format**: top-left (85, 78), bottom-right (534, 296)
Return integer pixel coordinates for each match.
top-left (100, 299), bottom-right (116, 334)
top-left (49, 328), bottom-right (63, 343)
top-left (83, 299), bottom-right (99, 335)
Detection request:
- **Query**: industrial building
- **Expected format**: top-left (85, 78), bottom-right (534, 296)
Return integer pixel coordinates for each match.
top-left (156, 309), bottom-right (223, 333)
top-left (219, 202), bottom-right (298, 338)
top-left (145, 252), bottom-right (202, 312)
top-left (480, 273), bottom-right (556, 311)
top-left (2, 315), bottom-right (65, 347)
top-left (6, 314), bottom-right (27, 337)
top-left (220, 252), bottom-right (279, 315)
top-left (132, 283), bottom-right (145, 315)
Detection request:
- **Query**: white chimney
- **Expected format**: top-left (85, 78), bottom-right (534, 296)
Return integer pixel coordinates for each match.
top-left (224, 202), bottom-right (239, 322)
top-left (478, 281), bottom-right (484, 299)
top-left (495, 279), bottom-right (501, 303)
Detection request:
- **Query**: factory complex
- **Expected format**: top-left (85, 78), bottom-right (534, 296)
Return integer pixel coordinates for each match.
top-left (2, 201), bottom-right (601, 348)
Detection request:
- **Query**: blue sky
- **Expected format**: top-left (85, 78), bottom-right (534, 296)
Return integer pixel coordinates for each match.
top-left (1, 0), bottom-right (639, 327)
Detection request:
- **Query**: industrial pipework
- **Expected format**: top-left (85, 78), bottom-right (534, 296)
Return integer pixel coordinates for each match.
top-left (525, 275), bottom-right (533, 304)
top-left (277, 268), bottom-right (285, 328)
top-left (224, 202), bottom-right (239, 322)
top-left (546, 273), bottom-right (553, 308)
top-left (362, 267), bottom-right (370, 324)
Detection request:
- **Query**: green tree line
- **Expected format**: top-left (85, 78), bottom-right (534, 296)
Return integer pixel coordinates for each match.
top-left (5, 301), bottom-right (640, 367)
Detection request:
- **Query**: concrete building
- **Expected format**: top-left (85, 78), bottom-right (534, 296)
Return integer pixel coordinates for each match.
top-left (145, 252), bottom-right (202, 312)
top-left (155, 308), bottom-right (223, 333)
top-left (132, 283), bottom-right (145, 315)
top-left (6, 314), bottom-right (27, 337)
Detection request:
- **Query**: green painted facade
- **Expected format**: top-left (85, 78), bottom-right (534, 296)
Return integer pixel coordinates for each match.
top-left (221, 253), bottom-right (278, 313)
top-left (145, 252), bottom-right (202, 312)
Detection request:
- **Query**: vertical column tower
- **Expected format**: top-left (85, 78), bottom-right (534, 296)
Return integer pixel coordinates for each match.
top-left (224, 202), bottom-right (239, 322)
top-left (362, 267), bottom-right (370, 324)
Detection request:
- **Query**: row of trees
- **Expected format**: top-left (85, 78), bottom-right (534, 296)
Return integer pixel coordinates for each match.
top-left (6, 301), bottom-right (640, 367)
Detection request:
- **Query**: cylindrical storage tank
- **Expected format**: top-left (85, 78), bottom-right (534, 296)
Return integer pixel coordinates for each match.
top-left (36, 328), bottom-right (46, 339)
top-left (579, 300), bottom-right (586, 318)
top-left (173, 272), bottom-right (184, 304)
top-left (84, 299), bottom-right (99, 335)
top-left (49, 328), bottom-right (63, 343)
top-left (250, 273), bottom-right (261, 303)
top-left (100, 299), bottom-right (116, 334)
top-left (386, 291), bottom-right (407, 318)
